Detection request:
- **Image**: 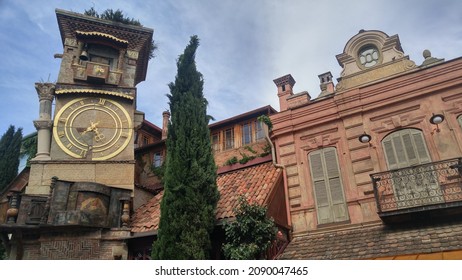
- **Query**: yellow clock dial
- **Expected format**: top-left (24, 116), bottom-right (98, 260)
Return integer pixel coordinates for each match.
top-left (53, 97), bottom-right (132, 160)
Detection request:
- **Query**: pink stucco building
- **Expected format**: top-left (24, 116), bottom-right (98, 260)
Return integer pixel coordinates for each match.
top-left (273, 30), bottom-right (462, 259)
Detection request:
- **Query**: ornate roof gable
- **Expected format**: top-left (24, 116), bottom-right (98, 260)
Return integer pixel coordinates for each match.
top-left (335, 30), bottom-right (416, 91)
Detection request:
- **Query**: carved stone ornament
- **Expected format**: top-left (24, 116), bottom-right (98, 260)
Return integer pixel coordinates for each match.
top-left (126, 50), bottom-right (139, 60)
top-left (35, 83), bottom-right (55, 101)
top-left (64, 38), bottom-right (78, 47)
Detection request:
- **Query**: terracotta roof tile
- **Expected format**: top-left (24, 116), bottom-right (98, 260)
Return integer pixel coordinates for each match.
top-left (130, 161), bottom-right (282, 233)
top-left (279, 220), bottom-right (462, 260)
top-left (130, 192), bottom-right (163, 233)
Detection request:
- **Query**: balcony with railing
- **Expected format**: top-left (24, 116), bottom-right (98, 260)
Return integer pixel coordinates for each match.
top-left (371, 157), bottom-right (462, 222)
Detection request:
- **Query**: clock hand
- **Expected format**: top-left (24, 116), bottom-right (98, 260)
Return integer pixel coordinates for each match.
top-left (81, 121), bottom-right (100, 135)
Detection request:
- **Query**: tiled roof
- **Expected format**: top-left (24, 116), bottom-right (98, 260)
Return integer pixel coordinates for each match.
top-left (130, 161), bottom-right (282, 233)
top-left (0, 167), bottom-right (30, 197)
top-left (279, 220), bottom-right (462, 260)
top-left (131, 191), bottom-right (163, 233)
top-left (216, 161), bottom-right (281, 220)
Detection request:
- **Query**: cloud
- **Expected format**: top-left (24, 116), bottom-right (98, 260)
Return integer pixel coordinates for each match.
top-left (1, 0), bottom-right (462, 136)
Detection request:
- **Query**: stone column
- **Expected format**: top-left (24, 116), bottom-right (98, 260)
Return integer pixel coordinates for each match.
top-left (33, 83), bottom-right (55, 160)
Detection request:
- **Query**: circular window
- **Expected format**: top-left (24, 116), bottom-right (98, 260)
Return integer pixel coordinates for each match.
top-left (358, 46), bottom-right (380, 68)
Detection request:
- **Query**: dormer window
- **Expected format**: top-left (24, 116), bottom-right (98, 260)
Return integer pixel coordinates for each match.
top-left (358, 45), bottom-right (380, 68)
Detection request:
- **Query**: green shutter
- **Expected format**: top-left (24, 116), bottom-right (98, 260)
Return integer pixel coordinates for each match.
top-left (392, 133), bottom-right (408, 168)
top-left (324, 148), bottom-right (348, 222)
top-left (309, 147), bottom-right (348, 224)
top-left (402, 132), bottom-right (418, 165)
top-left (411, 130), bottom-right (431, 163)
top-left (383, 138), bottom-right (398, 169)
top-left (382, 129), bottom-right (432, 169)
top-left (310, 151), bottom-right (331, 224)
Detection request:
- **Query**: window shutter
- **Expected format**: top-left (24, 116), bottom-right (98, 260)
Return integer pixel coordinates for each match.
top-left (402, 132), bottom-right (418, 165)
top-left (324, 148), bottom-right (348, 222)
top-left (382, 129), bottom-right (432, 169)
top-left (391, 133), bottom-right (408, 168)
top-left (309, 148), bottom-right (348, 224)
top-left (411, 130), bottom-right (431, 163)
top-left (383, 138), bottom-right (398, 169)
top-left (309, 151), bottom-right (331, 224)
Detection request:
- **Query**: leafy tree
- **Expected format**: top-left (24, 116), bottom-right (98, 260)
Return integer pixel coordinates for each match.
top-left (20, 132), bottom-right (37, 167)
top-left (83, 8), bottom-right (157, 59)
top-left (222, 195), bottom-right (277, 260)
top-left (0, 125), bottom-right (22, 192)
top-left (152, 36), bottom-right (219, 259)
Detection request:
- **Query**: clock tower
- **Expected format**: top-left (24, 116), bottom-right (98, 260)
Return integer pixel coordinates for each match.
top-left (29, 9), bottom-right (153, 194)
top-left (2, 9), bottom-right (154, 260)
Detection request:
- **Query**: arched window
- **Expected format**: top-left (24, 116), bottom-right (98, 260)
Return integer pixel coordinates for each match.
top-left (457, 115), bottom-right (462, 129)
top-left (381, 129), bottom-right (441, 209)
top-left (308, 147), bottom-right (348, 224)
top-left (382, 128), bottom-right (431, 170)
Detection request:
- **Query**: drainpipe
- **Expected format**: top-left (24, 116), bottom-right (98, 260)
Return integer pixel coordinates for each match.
top-left (263, 123), bottom-right (292, 236)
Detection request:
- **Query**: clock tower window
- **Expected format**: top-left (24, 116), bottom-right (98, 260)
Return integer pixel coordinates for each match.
top-left (85, 43), bottom-right (119, 70)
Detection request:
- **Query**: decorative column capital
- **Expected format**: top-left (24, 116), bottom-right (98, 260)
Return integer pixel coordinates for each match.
top-left (33, 120), bottom-right (53, 130)
top-left (35, 83), bottom-right (55, 101)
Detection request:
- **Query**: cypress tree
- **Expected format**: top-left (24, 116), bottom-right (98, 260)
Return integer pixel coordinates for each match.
top-left (152, 36), bottom-right (219, 259)
top-left (0, 125), bottom-right (23, 192)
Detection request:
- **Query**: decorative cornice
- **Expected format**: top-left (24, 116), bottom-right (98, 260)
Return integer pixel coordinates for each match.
top-left (76, 30), bottom-right (129, 45)
top-left (54, 89), bottom-right (134, 100)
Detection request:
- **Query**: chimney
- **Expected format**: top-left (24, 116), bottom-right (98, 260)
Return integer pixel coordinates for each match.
top-left (273, 74), bottom-right (296, 111)
top-left (162, 111), bottom-right (170, 140)
top-left (318, 72), bottom-right (335, 97)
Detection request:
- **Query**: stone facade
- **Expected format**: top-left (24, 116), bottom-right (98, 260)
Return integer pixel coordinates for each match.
top-left (0, 9), bottom-right (153, 260)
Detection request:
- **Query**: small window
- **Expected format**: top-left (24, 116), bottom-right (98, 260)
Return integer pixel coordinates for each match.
top-left (458, 115), bottom-right (462, 129)
top-left (255, 121), bottom-right (265, 140)
top-left (142, 136), bottom-right (149, 146)
top-left (153, 152), bottom-right (163, 168)
top-left (358, 45), bottom-right (380, 68)
top-left (242, 123), bottom-right (252, 145)
top-left (224, 128), bottom-right (234, 150)
top-left (211, 133), bottom-right (220, 152)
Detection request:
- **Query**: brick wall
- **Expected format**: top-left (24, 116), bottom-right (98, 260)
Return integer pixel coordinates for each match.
top-left (18, 229), bottom-right (127, 260)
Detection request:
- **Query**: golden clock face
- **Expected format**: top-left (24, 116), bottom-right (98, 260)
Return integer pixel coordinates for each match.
top-left (53, 97), bottom-right (132, 160)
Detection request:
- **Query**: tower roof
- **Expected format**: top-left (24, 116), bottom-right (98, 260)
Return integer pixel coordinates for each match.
top-left (56, 9), bottom-right (154, 85)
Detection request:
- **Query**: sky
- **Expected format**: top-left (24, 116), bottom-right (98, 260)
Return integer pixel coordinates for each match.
top-left (1, 0), bottom-right (462, 137)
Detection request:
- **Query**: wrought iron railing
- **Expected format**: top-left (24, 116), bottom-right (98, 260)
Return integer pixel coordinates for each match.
top-left (371, 157), bottom-right (462, 214)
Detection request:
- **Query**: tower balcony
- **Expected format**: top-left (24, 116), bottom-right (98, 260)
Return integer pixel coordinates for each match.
top-left (72, 61), bottom-right (122, 85)
top-left (371, 157), bottom-right (462, 223)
